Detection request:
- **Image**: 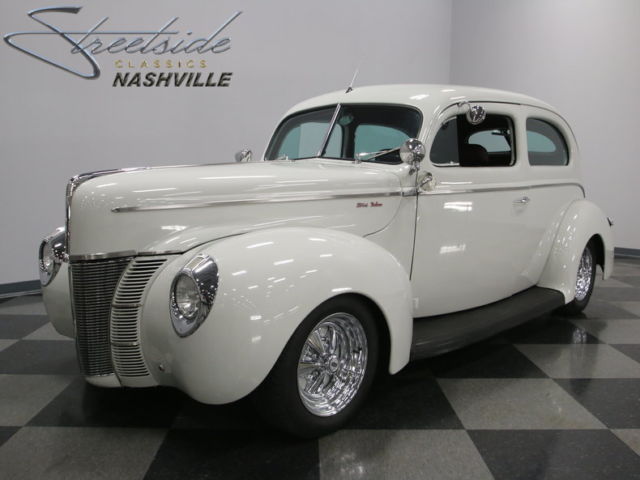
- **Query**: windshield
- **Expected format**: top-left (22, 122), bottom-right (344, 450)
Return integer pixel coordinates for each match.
top-left (265, 104), bottom-right (422, 164)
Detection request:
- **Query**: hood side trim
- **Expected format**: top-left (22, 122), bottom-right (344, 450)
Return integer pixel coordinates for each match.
top-left (112, 189), bottom-right (414, 213)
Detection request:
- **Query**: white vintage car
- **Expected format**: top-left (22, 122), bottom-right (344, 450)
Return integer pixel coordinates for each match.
top-left (40, 84), bottom-right (614, 436)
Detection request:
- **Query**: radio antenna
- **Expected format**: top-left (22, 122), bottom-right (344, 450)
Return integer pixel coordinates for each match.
top-left (345, 67), bottom-right (359, 93)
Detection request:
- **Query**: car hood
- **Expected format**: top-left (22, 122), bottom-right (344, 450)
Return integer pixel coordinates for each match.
top-left (67, 160), bottom-right (405, 257)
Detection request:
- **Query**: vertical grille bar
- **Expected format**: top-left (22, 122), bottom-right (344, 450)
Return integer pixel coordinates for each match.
top-left (70, 257), bottom-right (131, 376)
top-left (111, 257), bottom-right (167, 378)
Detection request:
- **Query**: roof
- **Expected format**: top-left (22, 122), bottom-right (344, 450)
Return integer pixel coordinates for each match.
top-left (285, 84), bottom-right (556, 117)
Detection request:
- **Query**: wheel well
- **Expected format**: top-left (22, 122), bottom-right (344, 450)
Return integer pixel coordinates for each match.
top-left (335, 293), bottom-right (392, 377)
top-left (589, 234), bottom-right (605, 271)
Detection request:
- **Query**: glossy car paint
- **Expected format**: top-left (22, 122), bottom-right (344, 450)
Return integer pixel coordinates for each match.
top-left (43, 85), bottom-right (614, 403)
top-left (538, 199), bottom-right (614, 301)
top-left (68, 161), bottom-right (403, 257)
top-left (411, 101), bottom-right (587, 316)
top-left (139, 227), bottom-right (413, 403)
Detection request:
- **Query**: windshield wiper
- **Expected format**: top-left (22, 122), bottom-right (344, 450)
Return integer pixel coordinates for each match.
top-left (355, 146), bottom-right (401, 162)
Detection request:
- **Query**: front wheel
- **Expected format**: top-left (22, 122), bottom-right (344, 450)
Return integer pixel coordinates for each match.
top-left (558, 241), bottom-right (597, 315)
top-left (255, 297), bottom-right (378, 437)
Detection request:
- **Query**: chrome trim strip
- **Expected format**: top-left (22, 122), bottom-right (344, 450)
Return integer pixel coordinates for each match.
top-left (420, 182), bottom-right (585, 197)
top-left (69, 250), bottom-right (182, 262)
top-left (111, 190), bottom-right (406, 213)
top-left (69, 250), bottom-right (137, 262)
top-left (111, 341), bottom-right (140, 347)
top-left (138, 250), bottom-right (184, 256)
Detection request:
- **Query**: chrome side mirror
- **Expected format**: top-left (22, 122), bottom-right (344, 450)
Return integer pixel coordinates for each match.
top-left (400, 138), bottom-right (425, 167)
top-left (465, 105), bottom-right (486, 125)
top-left (235, 149), bottom-right (252, 163)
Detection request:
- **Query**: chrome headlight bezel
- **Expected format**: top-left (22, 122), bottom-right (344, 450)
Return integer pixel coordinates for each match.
top-left (170, 254), bottom-right (219, 337)
top-left (38, 227), bottom-right (67, 286)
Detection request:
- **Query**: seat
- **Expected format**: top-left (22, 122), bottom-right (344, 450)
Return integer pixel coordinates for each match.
top-left (459, 144), bottom-right (489, 167)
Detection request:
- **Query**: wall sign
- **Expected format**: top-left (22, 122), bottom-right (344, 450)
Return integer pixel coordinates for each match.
top-left (3, 6), bottom-right (241, 87)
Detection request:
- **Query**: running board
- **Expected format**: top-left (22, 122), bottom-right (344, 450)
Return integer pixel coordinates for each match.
top-left (410, 287), bottom-right (565, 361)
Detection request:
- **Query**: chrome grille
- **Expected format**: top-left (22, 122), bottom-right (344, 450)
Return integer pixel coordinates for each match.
top-left (111, 257), bottom-right (167, 378)
top-left (70, 257), bottom-right (131, 376)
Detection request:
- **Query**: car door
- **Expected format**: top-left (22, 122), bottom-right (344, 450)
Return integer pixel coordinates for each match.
top-left (411, 103), bottom-right (535, 317)
top-left (514, 107), bottom-right (585, 282)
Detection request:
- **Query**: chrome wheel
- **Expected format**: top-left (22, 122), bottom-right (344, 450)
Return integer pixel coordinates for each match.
top-left (297, 312), bottom-right (368, 417)
top-left (575, 247), bottom-right (594, 301)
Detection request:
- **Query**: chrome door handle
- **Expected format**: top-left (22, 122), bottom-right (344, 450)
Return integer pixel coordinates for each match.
top-left (514, 196), bottom-right (530, 205)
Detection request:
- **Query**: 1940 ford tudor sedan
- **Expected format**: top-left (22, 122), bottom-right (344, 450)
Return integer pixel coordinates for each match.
top-left (39, 85), bottom-right (614, 436)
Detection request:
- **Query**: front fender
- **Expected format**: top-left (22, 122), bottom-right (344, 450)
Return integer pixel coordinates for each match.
top-left (141, 227), bottom-right (413, 404)
top-left (538, 199), bottom-right (614, 302)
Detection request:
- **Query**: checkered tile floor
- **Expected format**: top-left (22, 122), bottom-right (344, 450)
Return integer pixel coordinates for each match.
top-left (1, 259), bottom-right (640, 479)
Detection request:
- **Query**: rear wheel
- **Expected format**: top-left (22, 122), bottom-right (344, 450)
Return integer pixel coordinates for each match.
top-left (558, 242), bottom-right (597, 315)
top-left (255, 297), bottom-right (378, 437)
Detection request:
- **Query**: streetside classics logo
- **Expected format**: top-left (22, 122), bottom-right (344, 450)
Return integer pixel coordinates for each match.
top-left (3, 6), bottom-right (241, 87)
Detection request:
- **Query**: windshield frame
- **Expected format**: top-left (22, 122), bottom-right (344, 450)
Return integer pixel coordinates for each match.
top-left (264, 103), bottom-right (423, 163)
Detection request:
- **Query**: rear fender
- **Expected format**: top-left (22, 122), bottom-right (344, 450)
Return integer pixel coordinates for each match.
top-left (538, 199), bottom-right (614, 302)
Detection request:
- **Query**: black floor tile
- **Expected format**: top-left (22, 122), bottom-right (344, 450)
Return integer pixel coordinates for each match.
top-left (0, 314), bottom-right (48, 339)
top-left (555, 379), bottom-right (640, 428)
top-left (426, 342), bottom-right (548, 378)
top-left (0, 340), bottom-right (79, 374)
top-left (581, 300), bottom-right (640, 319)
top-left (504, 316), bottom-right (600, 344)
top-left (144, 430), bottom-right (319, 480)
top-left (469, 430), bottom-right (640, 480)
top-left (590, 287), bottom-right (640, 302)
top-left (348, 366), bottom-right (463, 429)
top-left (0, 427), bottom-right (19, 447)
top-left (611, 344), bottom-right (640, 364)
top-left (172, 397), bottom-right (268, 431)
top-left (29, 378), bottom-right (185, 428)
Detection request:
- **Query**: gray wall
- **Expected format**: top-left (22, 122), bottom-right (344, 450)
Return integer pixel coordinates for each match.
top-left (2, 0), bottom-right (638, 286)
top-left (0, 0), bottom-right (452, 284)
top-left (450, 0), bottom-right (640, 250)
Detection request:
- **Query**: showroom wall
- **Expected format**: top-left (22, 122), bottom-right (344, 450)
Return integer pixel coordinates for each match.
top-left (0, 0), bottom-right (452, 285)
top-left (450, 0), bottom-right (640, 251)
top-left (1, 0), bottom-right (638, 288)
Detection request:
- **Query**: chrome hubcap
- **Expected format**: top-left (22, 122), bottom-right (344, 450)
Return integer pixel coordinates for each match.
top-left (297, 312), bottom-right (367, 417)
top-left (575, 247), bottom-right (594, 301)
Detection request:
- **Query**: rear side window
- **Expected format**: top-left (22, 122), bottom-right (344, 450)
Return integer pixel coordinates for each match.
top-left (430, 114), bottom-right (515, 167)
top-left (526, 118), bottom-right (569, 166)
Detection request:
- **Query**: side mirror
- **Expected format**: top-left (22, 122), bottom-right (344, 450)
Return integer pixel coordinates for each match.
top-left (400, 138), bottom-right (425, 167)
top-left (465, 105), bottom-right (486, 125)
top-left (235, 149), bottom-right (252, 163)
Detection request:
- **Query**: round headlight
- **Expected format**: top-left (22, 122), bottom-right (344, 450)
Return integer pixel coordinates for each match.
top-left (39, 227), bottom-right (66, 286)
top-left (174, 273), bottom-right (201, 320)
top-left (170, 254), bottom-right (219, 337)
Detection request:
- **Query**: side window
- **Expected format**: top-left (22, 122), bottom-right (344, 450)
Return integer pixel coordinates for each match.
top-left (526, 118), bottom-right (569, 166)
top-left (430, 114), bottom-right (515, 167)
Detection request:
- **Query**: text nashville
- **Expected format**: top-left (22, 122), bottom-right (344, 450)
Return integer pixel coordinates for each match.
top-left (113, 71), bottom-right (232, 87)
